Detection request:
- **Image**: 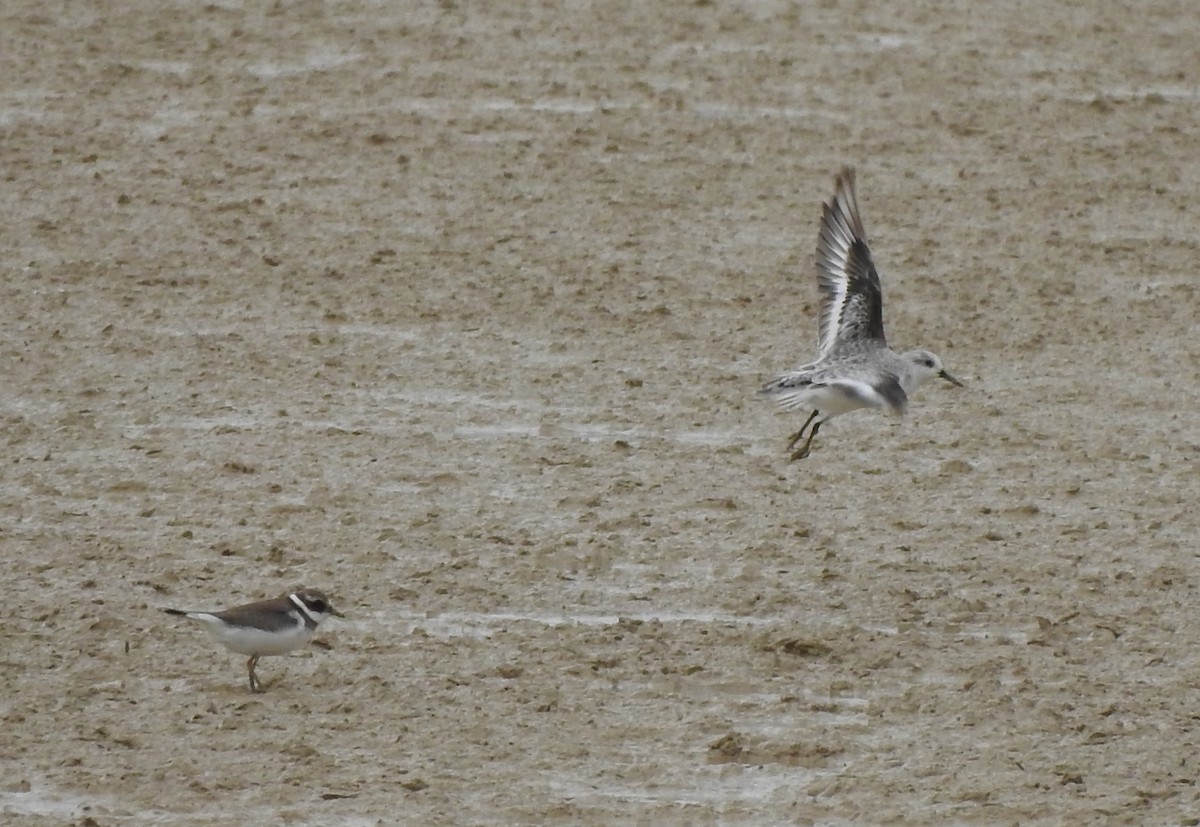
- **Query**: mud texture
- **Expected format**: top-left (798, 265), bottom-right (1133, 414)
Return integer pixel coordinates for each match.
top-left (3, 1), bottom-right (1200, 825)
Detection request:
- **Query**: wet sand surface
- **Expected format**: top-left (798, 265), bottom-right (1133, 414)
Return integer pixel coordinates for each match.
top-left (3, 1), bottom-right (1200, 824)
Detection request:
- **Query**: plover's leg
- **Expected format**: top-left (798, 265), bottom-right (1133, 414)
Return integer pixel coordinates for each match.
top-left (247, 655), bottom-right (261, 693)
top-left (789, 420), bottom-right (822, 461)
top-left (786, 410), bottom-right (819, 453)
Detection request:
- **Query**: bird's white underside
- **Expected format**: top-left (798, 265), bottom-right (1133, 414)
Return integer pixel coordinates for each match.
top-left (770, 378), bottom-right (903, 417)
top-left (186, 612), bottom-right (314, 657)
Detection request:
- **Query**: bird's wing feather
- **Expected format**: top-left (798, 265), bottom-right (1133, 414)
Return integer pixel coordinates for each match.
top-left (815, 167), bottom-right (887, 356)
top-left (214, 600), bottom-right (303, 632)
top-left (761, 363), bottom-right (907, 416)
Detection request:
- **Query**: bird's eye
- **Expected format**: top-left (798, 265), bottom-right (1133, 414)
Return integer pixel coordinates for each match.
top-left (924, 359), bottom-right (934, 368)
top-left (311, 599), bottom-right (328, 612)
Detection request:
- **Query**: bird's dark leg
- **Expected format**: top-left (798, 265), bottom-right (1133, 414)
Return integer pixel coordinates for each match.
top-left (786, 410), bottom-right (819, 453)
top-left (789, 420), bottom-right (823, 461)
top-left (247, 655), bottom-right (261, 693)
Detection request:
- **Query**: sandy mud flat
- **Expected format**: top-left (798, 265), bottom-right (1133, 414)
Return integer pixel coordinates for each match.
top-left (2, 1), bottom-right (1198, 824)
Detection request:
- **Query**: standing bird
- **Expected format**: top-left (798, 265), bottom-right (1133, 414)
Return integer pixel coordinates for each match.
top-left (760, 167), bottom-right (962, 460)
top-left (163, 587), bottom-right (344, 693)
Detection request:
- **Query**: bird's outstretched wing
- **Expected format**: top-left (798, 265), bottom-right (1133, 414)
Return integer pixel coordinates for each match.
top-left (815, 167), bottom-right (887, 356)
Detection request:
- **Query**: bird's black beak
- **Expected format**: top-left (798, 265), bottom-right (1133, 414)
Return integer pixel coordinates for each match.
top-left (939, 369), bottom-right (963, 387)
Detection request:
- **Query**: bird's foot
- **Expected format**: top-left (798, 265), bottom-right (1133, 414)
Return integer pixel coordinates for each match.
top-left (789, 444), bottom-right (812, 461)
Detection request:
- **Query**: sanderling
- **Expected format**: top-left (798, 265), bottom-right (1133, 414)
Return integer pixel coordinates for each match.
top-left (760, 167), bottom-right (962, 461)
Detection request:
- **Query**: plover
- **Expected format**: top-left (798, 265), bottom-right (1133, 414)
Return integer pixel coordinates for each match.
top-left (163, 587), bottom-right (344, 693)
top-left (761, 167), bottom-right (962, 460)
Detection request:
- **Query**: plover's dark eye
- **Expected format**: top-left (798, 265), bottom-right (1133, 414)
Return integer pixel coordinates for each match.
top-left (924, 359), bottom-right (934, 368)
top-left (310, 599), bottom-right (328, 612)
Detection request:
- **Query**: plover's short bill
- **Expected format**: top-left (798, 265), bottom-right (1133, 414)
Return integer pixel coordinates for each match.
top-left (760, 167), bottom-right (962, 460)
top-left (163, 587), bottom-right (344, 693)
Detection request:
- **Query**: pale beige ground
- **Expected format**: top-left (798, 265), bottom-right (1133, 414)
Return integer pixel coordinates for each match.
top-left (3, 1), bottom-right (1199, 825)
